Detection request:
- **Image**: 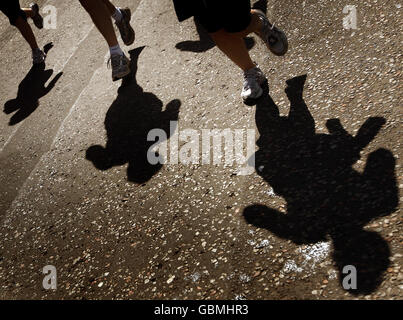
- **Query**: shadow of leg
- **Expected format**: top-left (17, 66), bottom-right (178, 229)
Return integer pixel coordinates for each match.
top-left (354, 117), bottom-right (386, 151)
top-left (243, 204), bottom-right (304, 242)
top-left (175, 18), bottom-right (215, 53)
top-left (244, 36), bottom-right (255, 50)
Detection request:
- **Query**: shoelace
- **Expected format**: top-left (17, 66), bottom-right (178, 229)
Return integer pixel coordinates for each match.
top-left (269, 23), bottom-right (280, 44)
top-left (259, 15), bottom-right (278, 44)
top-left (266, 25), bottom-right (279, 45)
top-left (243, 69), bottom-right (259, 88)
top-left (115, 16), bottom-right (128, 34)
top-left (107, 55), bottom-right (123, 69)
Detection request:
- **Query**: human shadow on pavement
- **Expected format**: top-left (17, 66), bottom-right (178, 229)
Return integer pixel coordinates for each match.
top-left (86, 46), bottom-right (181, 184)
top-left (175, 17), bottom-right (255, 53)
top-left (243, 75), bottom-right (398, 294)
top-left (4, 43), bottom-right (62, 125)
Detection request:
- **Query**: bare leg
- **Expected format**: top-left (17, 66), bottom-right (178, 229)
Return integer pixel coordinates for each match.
top-left (102, 0), bottom-right (117, 16)
top-left (209, 10), bottom-right (262, 71)
top-left (79, 0), bottom-right (118, 47)
top-left (14, 16), bottom-right (39, 50)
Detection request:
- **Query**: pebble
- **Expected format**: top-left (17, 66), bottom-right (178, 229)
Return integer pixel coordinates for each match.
top-left (167, 275), bottom-right (175, 284)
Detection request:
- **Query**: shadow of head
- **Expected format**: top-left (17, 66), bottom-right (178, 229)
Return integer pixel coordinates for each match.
top-left (243, 75), bottom-right (398, 294)
top-left (332, 229), bottom-right (391, 295)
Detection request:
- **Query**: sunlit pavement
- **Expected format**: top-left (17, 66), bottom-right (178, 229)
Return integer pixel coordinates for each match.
top-left (0, 0), bottom-right (401, 299)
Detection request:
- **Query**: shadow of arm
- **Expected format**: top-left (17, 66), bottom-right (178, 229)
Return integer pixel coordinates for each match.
top-left (44, 72), bottom-right (63, 95)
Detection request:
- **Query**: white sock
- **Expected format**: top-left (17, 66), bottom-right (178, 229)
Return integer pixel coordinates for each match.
top-left (109, 45), bottom-right (123, 56)
top-left (111, 7), bottom-right (123, 22)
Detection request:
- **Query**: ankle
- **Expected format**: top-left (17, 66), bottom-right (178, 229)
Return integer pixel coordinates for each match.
top-left (109, 44), bottom-right (123, 56)
top-left (243, 63), bottom-right (258, 73)
top-left (112, 7), bottom-right (123, 22)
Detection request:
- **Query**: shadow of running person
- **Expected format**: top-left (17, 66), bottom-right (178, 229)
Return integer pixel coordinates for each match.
top-left (175, 17), bottom-right (256, 53)
top-left (243, 75), bottom-right (399, 295)
top-left (86, 46), bottom-right (181, 184)
top-left (4, 43), bottom-right (62, 126)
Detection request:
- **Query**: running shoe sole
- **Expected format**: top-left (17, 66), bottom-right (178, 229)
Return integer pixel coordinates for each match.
top-left (112, 67), bottom-right (131, 81)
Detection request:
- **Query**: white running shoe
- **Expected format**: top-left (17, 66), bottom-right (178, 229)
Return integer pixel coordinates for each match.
top-left (254, 9), bottom-right (288, 56)
top-left (241, 65), bottom-right (267, 101)
top-left (115, 7), bottom-right (135, 46)
top-left (108, 53), bottom-right (130, 81)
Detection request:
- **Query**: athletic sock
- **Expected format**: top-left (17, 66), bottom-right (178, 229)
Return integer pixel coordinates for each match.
top-left (109, 44), bottom-right (123, 56)
top-left (111, 7), bottom-right (123, 22)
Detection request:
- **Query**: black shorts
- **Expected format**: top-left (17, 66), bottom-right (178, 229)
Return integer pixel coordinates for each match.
top-left (194, 0), bottom-right (252, 33)
top-left (0, 0), bottom-right (27, 26)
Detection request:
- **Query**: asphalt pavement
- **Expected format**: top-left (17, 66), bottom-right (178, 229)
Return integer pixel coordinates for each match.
top-left (0, 0), bottom-right (401, 299)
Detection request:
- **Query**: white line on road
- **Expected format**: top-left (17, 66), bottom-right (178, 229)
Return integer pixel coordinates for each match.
top-left (0, 122), bottom-right (22, 153)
